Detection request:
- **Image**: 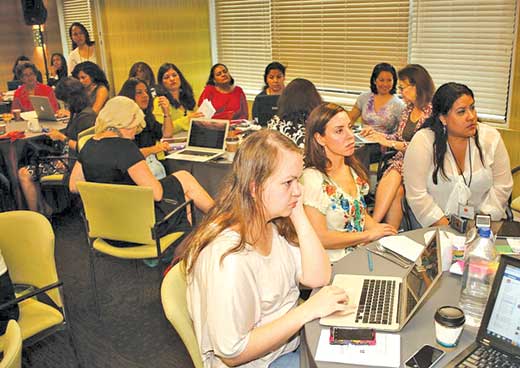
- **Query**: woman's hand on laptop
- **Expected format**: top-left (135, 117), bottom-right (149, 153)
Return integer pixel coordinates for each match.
top-left (299, 285), bottom-right (349, 322)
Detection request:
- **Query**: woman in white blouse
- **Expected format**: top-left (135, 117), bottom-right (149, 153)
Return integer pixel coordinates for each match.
top-left (403, 82), bottom-right (513, 227)
top-left (185, 129), bottom-right (348, 368)
top-left (68, 22), bottom-right (97, 72)
top-left (302, 103), bottom-right (396, 262)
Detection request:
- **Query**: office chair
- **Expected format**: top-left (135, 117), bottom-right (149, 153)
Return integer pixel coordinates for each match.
top-left (505, 165), bottom-right (520, 220)
top-left (0, 320), bottom-right (22, 368)
top-left (76, 181), bottom-right (193, 314)
top-left (0, 211), bottom-right (76, 353)
top-left (401, 196), bottom-right (422, 231)
top-left (161, 263), bottom-right (203, 368)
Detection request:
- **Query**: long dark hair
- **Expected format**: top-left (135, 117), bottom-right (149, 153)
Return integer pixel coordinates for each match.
top-left (72, 61), bottom-right (109, 90)
top-left (305, 102), bottom-right (368, 183)
top-left (128, 62), bottom-right (156, 87)
top-left (118, 78), bottom-right (153, 115)
top-left (55, 77), bottom-right (90, 115)
top-left (157, 63), bottom-right (196, 110)
top-left (277, 78), bottom-right (322, 123)
top-left (370, 62), bottom-right (398, 95)
top-left (206, 63), bottom-right (235, 86)
top-left (422, 82), bottom-right (484, 184)
top-left (262, 61), bottom-right (286, 92)
top-left (69, 22), bottom-right (95, 49)
top-left (51, 53), bottom-right (68, 79)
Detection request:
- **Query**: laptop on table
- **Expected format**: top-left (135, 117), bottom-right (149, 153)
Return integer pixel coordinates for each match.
top-left (29, 96), bottom-right (67, 122)
top-left (446, 254), bottom-right (520, 368)
top-left (166, 118), bottom-right (229, 162)
top-left (253, 94), bottom-right (279, 126)
top-left (320, 230), bottom-right (441, 332)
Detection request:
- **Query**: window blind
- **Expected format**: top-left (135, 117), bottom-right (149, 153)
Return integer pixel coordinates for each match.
top-left (214, 0), bottom-right (273, 95)
top-left (60, 0), bottom-right (95, 53)
top-left (410, 0), bottom-right (517, 122)
top-left (271, 0), bottom-right (409, 104)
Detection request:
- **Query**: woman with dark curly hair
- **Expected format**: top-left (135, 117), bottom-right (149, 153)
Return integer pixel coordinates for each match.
top-left (68, 22), bottom-right (96, 71)
top-left (153, 63), bottom-right (203, 134)
top-left (72, 61), bottom-right (109, 113)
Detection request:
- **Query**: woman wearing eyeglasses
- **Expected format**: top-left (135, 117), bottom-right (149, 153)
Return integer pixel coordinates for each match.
top-left (361, 64), bottom-right (435, 229)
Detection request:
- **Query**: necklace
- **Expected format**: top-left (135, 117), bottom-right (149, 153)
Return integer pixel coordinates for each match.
top-left (448, 139), bottom-right (472, 187)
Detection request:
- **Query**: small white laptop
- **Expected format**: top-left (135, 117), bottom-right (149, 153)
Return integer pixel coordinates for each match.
top-left (320, 230), bottom-right (442, 332)
top-left (166, 118), bottom-right (229, 162)
top-left (29, 96), bottom-right (67, 122)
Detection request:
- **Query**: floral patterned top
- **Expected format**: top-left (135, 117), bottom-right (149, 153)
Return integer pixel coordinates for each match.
top-left (301, 167), bottom-right (369, 261)
top-left (267, 115), bottom-right (306, 149)
top-left (354, 92), bottom-right (404, 134)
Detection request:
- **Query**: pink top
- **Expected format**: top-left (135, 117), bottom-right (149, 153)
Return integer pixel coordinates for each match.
top-left (198, 84), bottom-right (248, 120)
top-left (12, 82), bottom-right (59, 112)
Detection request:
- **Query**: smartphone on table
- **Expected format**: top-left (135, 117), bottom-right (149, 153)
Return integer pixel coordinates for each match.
top-left (405, 344), bottom-right (445, 368)
top-left (329, 327), bottom-right (376, 345)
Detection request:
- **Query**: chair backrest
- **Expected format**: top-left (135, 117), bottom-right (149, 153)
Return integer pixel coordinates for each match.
top-left (401, 196), bottom-right (422, 231)
top-left (77, 126), bottom-right (95, 140)
top-left (77, 181), bottom-right (156, 244)
top-left (0, 320), bottom-right (22, 368)
top-left (0, 211), bottom-right (61, 307)
top-left (161, 263), bottom-right (203, 368)
top-left (77, 133), bottom-right (94, 152)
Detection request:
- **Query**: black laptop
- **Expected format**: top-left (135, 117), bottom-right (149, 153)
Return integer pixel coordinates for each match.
top-left (446, 254), bottom-right (520, 367)
top-left (252, 94), bottom-right (279, 126)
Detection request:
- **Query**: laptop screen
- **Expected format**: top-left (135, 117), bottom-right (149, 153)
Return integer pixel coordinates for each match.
top-left (400, 233), bottom-right (441, 324)
top-left (485, 263), bottom-right (520, 348)
top-left (188, 119), bottom-right (227, 149)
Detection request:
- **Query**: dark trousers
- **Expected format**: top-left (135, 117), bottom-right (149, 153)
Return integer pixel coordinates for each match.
top-left (0, 270), bottom-right (19, 334)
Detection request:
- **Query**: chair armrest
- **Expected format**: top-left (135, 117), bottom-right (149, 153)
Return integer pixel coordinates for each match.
top-left (155, 199), bottom-right (194, 228)
top-left (0, 281), bottom-right (63, 311)
top-left (376, 149), bottom-right (398, 181)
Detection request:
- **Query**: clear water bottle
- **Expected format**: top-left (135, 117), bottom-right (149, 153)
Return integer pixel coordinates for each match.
top-left (459, 227), bottom-right (498, 327)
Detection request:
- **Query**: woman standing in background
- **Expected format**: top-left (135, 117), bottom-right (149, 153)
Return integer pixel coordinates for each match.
top-left (68, 22), bottom-right (96, 72)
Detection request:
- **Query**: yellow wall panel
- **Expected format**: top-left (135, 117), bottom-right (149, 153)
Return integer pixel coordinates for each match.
top-left (98, 0), bottom-right (211, 98)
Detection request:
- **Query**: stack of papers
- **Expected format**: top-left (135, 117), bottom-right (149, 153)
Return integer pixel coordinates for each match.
top-left (314, 328), bottom-right (400, 367)
top-left (379, 236), bottom-right (424, 262)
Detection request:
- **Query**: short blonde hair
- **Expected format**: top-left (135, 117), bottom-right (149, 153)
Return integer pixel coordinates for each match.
top-left (94, 96), bottom-right (145, 134)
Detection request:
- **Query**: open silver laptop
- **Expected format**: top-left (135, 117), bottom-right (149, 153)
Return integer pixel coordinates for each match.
top-left (320, 230), bottom-right (441, 331)
top-left (166, 118), bottom-right (229, 162)
top-left (29, 96), bottom-right (67, 122)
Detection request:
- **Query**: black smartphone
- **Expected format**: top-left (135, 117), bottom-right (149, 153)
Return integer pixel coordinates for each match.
top-left (329, 327), bottom-right (375, 345)
top-left (405, 344), bottom-right (445, 368)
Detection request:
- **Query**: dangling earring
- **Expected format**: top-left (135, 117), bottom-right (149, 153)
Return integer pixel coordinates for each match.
top-left (442, 124), bottom-right (447, 135)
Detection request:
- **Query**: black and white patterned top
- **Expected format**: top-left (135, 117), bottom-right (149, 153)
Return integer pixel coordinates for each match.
top-left (267, 115), bottom-right (306, 148)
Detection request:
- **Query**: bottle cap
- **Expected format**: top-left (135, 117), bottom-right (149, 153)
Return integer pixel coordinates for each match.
top-left (478, 227), bottom-right (491, 238)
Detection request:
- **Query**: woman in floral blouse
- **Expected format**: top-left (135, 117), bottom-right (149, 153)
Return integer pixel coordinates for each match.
top-left (302, 103), bottom-right (397, 262)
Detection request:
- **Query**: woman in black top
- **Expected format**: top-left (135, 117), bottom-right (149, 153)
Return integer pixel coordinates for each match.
top-left (48, 53), bottom-right (68, 87)
top-left (119, 78), bottom-right (170, 179)
top-left (69, 96), bottom-right (214, 241)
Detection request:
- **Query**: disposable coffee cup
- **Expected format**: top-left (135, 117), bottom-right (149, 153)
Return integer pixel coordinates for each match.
top-left (434, 306), bottom-right (465, 347)
top-left (225, 137), bottom-right (239, 161)
top-left (12, 109), bottom-right (21, 121)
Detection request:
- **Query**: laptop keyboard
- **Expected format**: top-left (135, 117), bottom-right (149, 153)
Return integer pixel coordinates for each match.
top-left (355, 279), bottom-right (396, 325)
top-left (180, 150), bottom-right (215, 157)
top-left (457, 345), bottom-right (519, 368)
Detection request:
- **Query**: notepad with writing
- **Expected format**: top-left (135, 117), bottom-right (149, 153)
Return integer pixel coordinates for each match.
top-left (314, 328), bottom-right (400, 367)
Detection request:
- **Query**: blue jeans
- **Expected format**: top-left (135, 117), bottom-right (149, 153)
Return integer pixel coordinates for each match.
top-left (269, 346), bottom-right (300, 368)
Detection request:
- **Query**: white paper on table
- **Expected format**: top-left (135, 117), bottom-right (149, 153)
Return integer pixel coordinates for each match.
top-left (314, 328), bottom-right (400, 367)
top-left (197, 99), bottom-right (215, 118)
top-left (507, 238), bottom-right (520, 253)
top-left (20, 111), bottom-right (37, 120)
top-left (378, 235), bottom-right (424, 262)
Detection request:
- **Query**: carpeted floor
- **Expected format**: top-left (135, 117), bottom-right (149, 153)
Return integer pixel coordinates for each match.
top-left (24, 208), bottom-right (194, 368)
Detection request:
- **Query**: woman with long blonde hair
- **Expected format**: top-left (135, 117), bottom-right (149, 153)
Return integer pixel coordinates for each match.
top-left (184, 129), bottom-right (347, 367)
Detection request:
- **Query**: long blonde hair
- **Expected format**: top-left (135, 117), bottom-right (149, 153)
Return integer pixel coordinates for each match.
top-left (183, 129), bottom-right (301, 274)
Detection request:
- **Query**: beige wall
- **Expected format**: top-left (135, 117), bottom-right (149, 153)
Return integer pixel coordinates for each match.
top-left (0, 0), bottom-right (62, 88)
top-left (98, 0), bottom-right (212, 97)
